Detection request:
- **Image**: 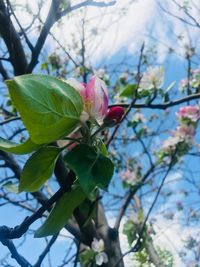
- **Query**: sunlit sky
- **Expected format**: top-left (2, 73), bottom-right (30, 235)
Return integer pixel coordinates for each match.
top-left (1, 0), bottom-right (200, 266)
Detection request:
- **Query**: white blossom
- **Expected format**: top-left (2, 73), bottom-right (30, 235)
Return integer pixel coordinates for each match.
top-left (95, 252), bottom-right (108, 266)
top-left (139, 66), bottom-right (164, 91)
top-left (91, 238), bottom-right (108, 266)
top-left (91, 238), bottom-right (104, 252)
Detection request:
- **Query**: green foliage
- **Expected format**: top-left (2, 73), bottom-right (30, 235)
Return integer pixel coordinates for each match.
top-left (156, 246), bottom-right (174, 267)
top-left (6, 74), bottom-right (83, 144)
top-left (123, 220), bottom-right (137, 247)
top-left (79, 249), bottom-right (95, 267)
top-left (120, 84), bottom-right (137, 98)
top-left (19, 147), bottom-right (61, 192)
top-left (134, 248), bottom-right (151, 267)
top-left (0, 137), bottom-right (40, 154)
top-left (134, 246), bottom-right (174, 267)
top-left (64, 144), bottom-right (114, 194)
top-left (35, 185), bottom-right (86, 237)
top-left (96, 140), bottom-right (108, 156)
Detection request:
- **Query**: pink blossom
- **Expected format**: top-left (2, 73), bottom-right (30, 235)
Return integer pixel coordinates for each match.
top-left (66, 76), bottom-right (108, 123)
top-left (161, 124), bottom-right (195, 154)
top-left (174, 124), bottom-right (195, 141)
top-left (176, 106), bottom-right (200, 122)
top-left (179, 78), bottom-right (188, 91)
top-left (120, 169), bottom-right (138, 185)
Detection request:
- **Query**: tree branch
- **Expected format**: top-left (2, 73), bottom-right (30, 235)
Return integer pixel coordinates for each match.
top-left (110, 92), bottom-right (200, 110)
top-left (1, 238), bottom-right (31, 267)
top-left (33, 234), bottom-right (58, 267)
top-left (0, 188), bottom-right (65, 240)
top-left (0, 60), bottom-right (9, 80)
top-left (26, 0), bottom-right (116, 73)
top-left (0, 0), bottom-right (28, 75)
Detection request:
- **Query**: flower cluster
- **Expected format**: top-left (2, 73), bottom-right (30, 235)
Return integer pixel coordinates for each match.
top-left (179, 68), bottom-right (200, 92)
top-left (159, 105), bottom-right (199, 159)
top-left (91, 238), bottom-right (108, 266)
top-left (176, 106), bottom-right (200, 123)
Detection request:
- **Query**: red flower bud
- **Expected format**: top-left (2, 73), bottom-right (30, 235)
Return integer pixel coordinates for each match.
top-left (104, 106), bottom-right (125, 126)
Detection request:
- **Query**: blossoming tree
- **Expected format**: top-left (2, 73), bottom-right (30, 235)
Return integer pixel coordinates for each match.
top-left (1, 1), bottom-right (200, 267)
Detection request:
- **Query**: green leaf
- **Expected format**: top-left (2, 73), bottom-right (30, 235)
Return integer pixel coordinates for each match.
top-left (2, 181), bottom-right (18, 193)
top-left (79, 249), bottom-right (95, 267)
top-left (123, 220), bottom-right (136, 247)
top-left (0, 137), bottom-right (40, 155)
top-left (6, 75), bottom-right (83, 144)
top-left (97, 140), bottom-right (108, 156)
top-left (19, 146), bottom-right (61, 192)
top-left (35, 186), bottom-right (86, 237)
top-left (64, 144), bottom-right (114, 194)
top-left (120, 84), bottom-right (137, 98)
top-left (165, 81), bottom-right (176, 93)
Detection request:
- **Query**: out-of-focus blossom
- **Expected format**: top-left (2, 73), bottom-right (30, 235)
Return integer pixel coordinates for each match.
top-left (94, 69), bottom-right (110, 83)
top-left (174, 124), bottom-right (195, 142)
top-left (120, 169), bottom-right (139, 186)
top-left (104, 106), bottom-right (125, 126)
top-left (95, 253), bottom-right (108, 266)
top-left (159, 105), bottom-right (199, 159)
top-left (176, 106), bottom-right (200, 123)
top-left (179, 78), bottom-right (189, 92)
top-left (179, 68), bottom-right (200, 92)
top-left (94, 68), bottom-right (106, 79)
top-left (66, 76), bottom-right (108, 123)
top-left (139, 66), bottom-right (164, 91)
top-left (161, 135), bottom-right (180, 154)
top-left (91, 238), bottom-right (105, 252)
top-left (91, 238), bottom-right (108, 266)
top-left (161, 124), bottom-right (195, 154)
top-left (132, 111), bottom-right (146, 123)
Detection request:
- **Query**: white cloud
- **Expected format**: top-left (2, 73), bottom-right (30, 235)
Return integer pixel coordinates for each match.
top-left (11, 0), bottom-right (200, 65)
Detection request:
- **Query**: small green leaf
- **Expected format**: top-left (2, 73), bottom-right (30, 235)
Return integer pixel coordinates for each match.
top-left (35, 186), bottom-right (86, 237)
top-left (6, 74), bottom-right (83, 144)
top-left (19, 146), bottom-right (61, 192)
top-left (120, 84), bottom-right (137, 98)
top-left (64, 144), bottom-right (114, 194)
top-left (79, 249), bottom-right (95, 267)
top-left (0, 137), bottom-right (40, 154)
top-left (123, 220), bottom-right (136, 247)
top-left (97, 140), bottom-right (108, 156)
top-left (2, 181), bottom-right (18, 193)
top-left (165, 81), bottom-right (176, 93)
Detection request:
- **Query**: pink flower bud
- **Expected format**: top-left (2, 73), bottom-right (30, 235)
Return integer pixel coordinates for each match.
top-left (66, 75), bottom-right (108, 123)
top-left (104, 106), bottom-right (125, 126)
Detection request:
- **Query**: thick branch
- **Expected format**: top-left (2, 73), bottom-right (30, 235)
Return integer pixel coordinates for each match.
top-left (0, 188), bottom-right (65, 240)
top-left (0, 0), bottom-right (28, 75)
